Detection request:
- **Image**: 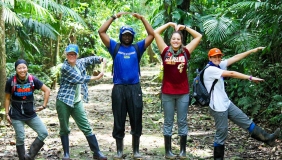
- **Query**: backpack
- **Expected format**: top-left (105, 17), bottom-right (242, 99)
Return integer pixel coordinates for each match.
top-left (112, 43), bottom-right (141, 75)
top-left (192, 65), bottom-right (218, 106)
top-left (11, 74), bottom-right (35, 95)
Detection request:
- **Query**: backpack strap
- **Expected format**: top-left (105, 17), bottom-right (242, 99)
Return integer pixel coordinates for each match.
top-left (133, 43), bottom-right (141, 76)
top-left (12, 75), bottom-right (17, 95)
top-left (111, 43), bottom-right (141, 76)
top-left (28, 74), bottom-right (35, 92)
top-left (199, 65), bottom-right (218, 97)
top-left (11, 74), bottom-right (35, 95)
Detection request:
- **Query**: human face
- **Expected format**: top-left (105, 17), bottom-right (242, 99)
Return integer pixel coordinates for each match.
top-left (170, 33), bottom-right (182, 50)
top-left (121, 33), bottom-right (133, 46)
top-left (16, 64), bottom-right (28, 80)
top-left (209, 55), bottom-right (223, 66)
top-left (66, 52), bottom-right (77, 66)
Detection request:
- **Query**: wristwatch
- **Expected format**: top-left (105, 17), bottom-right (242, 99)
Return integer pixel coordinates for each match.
top-left (111, 15), bottom-right (117, 20)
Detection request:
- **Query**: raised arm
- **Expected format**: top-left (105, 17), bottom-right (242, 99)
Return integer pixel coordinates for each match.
top-left (154, 22), bottom-right (177, 53)
top-left (132, 13), bottom-right (154, 48)
top-left (177, 25), bottom-right (202, 54)
top-left (98, 12), bottom-right (128, 47)
top-left (226, 47), bottom-right (265, 67)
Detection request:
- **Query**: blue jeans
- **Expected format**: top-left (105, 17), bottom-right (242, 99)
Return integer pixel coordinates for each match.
top-left (209, 102), bottom-right (253, 145)
top-left (11, 116), bottom-right (48, 145)
top-left (162, 93), bottom-right (189, 136)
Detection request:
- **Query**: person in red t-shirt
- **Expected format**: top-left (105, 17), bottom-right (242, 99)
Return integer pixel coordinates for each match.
top-left (154, 22), bottom-right (202, 159)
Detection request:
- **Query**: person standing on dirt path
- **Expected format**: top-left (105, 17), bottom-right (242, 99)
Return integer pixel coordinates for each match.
top-left (4, 59), bottom-right (51, 160)
top-left (154, 22), bottom-right (202, 159)
top-left (204, 47), bottom-right (280, 160)
top-left (98, 12), bottom-right (154, 159)
top-left (56, 44), bottom-right (108, 160)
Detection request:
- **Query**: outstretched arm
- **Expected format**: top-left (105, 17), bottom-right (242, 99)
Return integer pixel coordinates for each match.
top-left (132, 13), bottom-right (154, 48)
top-left (177, 25), bottom-right (202, 54)
top-left (154, 22), bottom-right (177, 53)
top-left (98, 12), bottom-right (128, 47)
top-left (227, 47), bottom-right (265, 67)
top-left (221, 70), bottom-right (264, 83)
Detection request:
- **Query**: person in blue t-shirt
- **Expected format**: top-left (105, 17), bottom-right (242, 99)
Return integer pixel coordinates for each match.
top-left (5, 59), bottom-right (50, 160)
top-left (98, 12), bottom-right (154, 159)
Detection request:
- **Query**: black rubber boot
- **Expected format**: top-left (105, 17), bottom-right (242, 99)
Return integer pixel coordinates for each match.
top-left (114, 138), bottom-right (123, 159)
top-left (179, 135), bottom-right (187, 159)
top-left (251, 126), bottom-right (280, 146)
top-left (132, 136), bottom-right (142, 159)
top-left (86, 134), bottom-right (107, 160)
top-left (214, 145), bottom-right (224, 160)
top-left (164, 135), bottom-right (176, 159)
top-left (16, 145), bottom-right (25, 160)
top-left (61, 135), bottom-right (70, 160)
top-left (24, 137), bottom-right (44, 160)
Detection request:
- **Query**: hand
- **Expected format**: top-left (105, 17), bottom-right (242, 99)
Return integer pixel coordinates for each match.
top-left (116, 12), bottom-right (130, 18)
top-left (35, 106), bottom-right (45, 112)
top-left (132, 13), bottom-right (143, 20)
top-left (168, 22), bottom-right (177, 30)
top-left (6, 114), bottom-right (12, 126)
top-left (253, 47), bottom-right (265, 53)
top-left (251, 76), bottom-right (264, 83)
top-left (176, 24), bottom-right (186, 31)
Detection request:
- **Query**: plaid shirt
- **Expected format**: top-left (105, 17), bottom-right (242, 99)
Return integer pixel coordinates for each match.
top-left (57, 56), bottom-right (102, 107)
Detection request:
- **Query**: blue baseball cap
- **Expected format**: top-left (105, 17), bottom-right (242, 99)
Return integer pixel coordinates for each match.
top-left (65, 44), bottom-right (79, 55)
top-left (119, 26), bottom-right (135, 42)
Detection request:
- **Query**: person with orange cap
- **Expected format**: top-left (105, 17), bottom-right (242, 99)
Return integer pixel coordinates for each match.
top-left (204, 47), bottom-right (280, 160)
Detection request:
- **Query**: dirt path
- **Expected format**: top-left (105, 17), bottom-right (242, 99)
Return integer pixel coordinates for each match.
top-left (0, 65), bottom-right (281, 160)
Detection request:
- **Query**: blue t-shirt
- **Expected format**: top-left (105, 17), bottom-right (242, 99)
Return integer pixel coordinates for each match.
top-left (108, 39), bottom-right (146, 84)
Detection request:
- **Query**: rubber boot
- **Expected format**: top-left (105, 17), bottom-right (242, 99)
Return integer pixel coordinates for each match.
top-left (61, 135), bottom-right (70, 160)
top-left (114, 138), bottom-right (123, 159)
top-left (86, 134), bottom-right (107, 160)
top-left (16, 145), bottom-right (25, 160)
top-left (179, 135), bottom-right (187, 159)
top-left (132, 136), bottom-right (142, 159)
top-left (214, 145), bottom-right (224, 160)
top-left (164, 135), bottom-right (176, 159)
top-left (251, 126), bottom-right (280, 146)
top-left (24, 137), bottom-right (44, 160)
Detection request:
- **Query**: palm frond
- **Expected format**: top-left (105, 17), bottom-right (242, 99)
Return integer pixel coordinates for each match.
top-left (47, 2), bottom-right (87, 27)
top-left (203, 15), bottom-right (237, 43)
top-left (21, 17), bottom-right (59, 40)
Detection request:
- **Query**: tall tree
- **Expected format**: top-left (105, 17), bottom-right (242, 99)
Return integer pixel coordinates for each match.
top-left (0, 5), bottom-right (6, 110)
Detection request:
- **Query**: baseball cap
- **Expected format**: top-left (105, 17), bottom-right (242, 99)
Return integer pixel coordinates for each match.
top-left (65, 44), bottom-right (79, 55)
top-left (208, 48), bottom-right (223, 57)
top-left (119, 26), bottom-right (135, 42)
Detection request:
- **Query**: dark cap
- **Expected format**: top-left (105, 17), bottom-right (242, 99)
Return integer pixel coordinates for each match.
top-left (15, 59), bottom-right (28, 70)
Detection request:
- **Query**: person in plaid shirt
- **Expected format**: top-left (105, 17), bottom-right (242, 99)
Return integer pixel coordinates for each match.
top-left (56, 44), bottom-right (107, 160)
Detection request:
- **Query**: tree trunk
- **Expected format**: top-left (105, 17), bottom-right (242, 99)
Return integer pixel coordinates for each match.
top-left (0, 6), bottom-right (7, 109)
top-left (178, 0), bottom-right (190, 44)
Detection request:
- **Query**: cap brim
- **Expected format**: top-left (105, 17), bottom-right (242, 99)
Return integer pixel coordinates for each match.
top-left (122, 30), bottom-right (133, 34)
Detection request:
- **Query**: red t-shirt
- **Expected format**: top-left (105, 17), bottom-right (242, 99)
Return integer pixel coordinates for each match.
top-left (161, 47), bottom-right (190, 94)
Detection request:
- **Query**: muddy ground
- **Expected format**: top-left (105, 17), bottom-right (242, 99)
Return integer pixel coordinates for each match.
top-left (0, 66), bottom-right (281, 160)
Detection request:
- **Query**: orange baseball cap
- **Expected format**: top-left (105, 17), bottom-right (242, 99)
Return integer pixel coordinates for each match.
top-left (208, 48), bottom-right (223, 57)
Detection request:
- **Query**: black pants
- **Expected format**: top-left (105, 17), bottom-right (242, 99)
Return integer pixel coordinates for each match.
top-left (112, 83), bottom-right (143, 139)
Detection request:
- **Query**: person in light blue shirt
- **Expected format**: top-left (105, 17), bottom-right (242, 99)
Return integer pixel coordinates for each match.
top-left (98, 12), bottom-right (154, 159)
top-left (56, 44), bottom-right (107, 160)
